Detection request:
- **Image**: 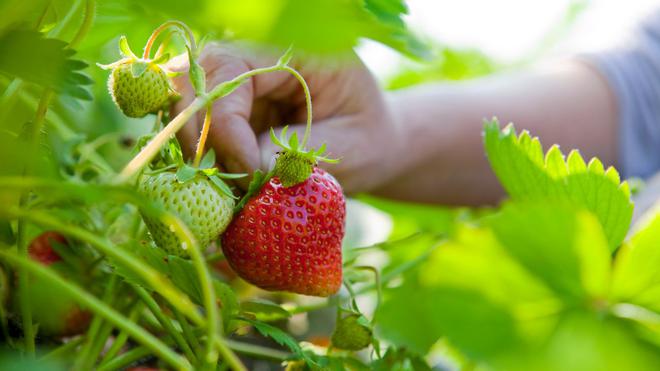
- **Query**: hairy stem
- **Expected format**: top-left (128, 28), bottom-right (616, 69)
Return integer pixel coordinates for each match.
top-left (117, 62), bottom-right (308, 183)
top-left (143, 20), bottom-right (197, 60)
top-left (0, 250), bottom-right (192, 371)
top-left (280, 65), bottom-right (313, 147)
top-left (193, 105), bottom-right (212, 168)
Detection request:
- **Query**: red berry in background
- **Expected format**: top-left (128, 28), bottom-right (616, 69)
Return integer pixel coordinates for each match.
top-left (28, 231), bottom-right (66, 266)
top-left (14, 231), bottom-right (91, 337)
top-left (222, 167), bottom-right (345, 297)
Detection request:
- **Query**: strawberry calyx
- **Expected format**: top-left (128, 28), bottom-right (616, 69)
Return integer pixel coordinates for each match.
top-left (97, 36), bottom-right (171, 73)
top-left (270, 126), bottom-right (337, 187)
top-left (141, 137), bottom-right (243, 200)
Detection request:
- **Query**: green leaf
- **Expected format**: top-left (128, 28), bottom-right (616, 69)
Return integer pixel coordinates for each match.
top-left (611, 212), bottom-right (660, 312)
top-left (483, 119), bottom-right (633, 250)
top-left (199, 149), bottom-right (216, 169)
top-left (489, 202), bottom-right (612, 300)
top-left (378, 225), bottom-right (556, 356)
top-left (205, 0), bottom-right (428, 58)
top-left (175, 165), bottom-right (198, 183)
top-left (130, 61), bottom-right (148, 78)
top-left (240, 299), bottom-right (291, 322)
top-left (168, 255), bottom-right (204, 305)
top-left (0, 29), bottom-right (92, 100)
top-left (111, 244), bottom-right (169, 288)
top-left (239, 317), bottom-right (314, 365)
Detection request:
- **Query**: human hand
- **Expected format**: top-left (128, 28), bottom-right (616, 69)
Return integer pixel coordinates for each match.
top-left (168, 42), bottom-right (403, 193)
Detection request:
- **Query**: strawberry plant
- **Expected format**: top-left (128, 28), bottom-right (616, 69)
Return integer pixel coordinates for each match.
top-left (0, 1), bottom-right (660, 371)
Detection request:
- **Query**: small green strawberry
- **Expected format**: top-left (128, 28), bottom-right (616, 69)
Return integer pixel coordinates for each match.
top-left (137, 145), bottom-right (243, 257)
top-left (99, 36), bottom-right (173, 118)
top-left (138, 171), bottom-right (234, 257)
top-left (331, 313), bottom-right (372, 351)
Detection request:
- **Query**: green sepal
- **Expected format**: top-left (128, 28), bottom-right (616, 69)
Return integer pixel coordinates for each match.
top-left (175, 164), bottom-right (197, 183)
top-left (234, 169), bottom-right (272, 213)
top-left (277, 45), bottom-right (294, 66)
top-left (199, 149), bottom-right (216, 169)
top-left (130, 61), bottom-right (148, 78)
top-left (186, 45), bottom-right (206, 96)
top-left (207, 174), bottom-right (236, 199)
top-left (150, 53), bottom-right (171, 65)
top-left (268, 126), bottom-right (338, 187)
top-left (118, 36), bottom-right (137, 59)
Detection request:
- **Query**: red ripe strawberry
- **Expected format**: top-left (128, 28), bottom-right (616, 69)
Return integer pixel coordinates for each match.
top-left (28, 231), bottom-right (65, 266)
top-left (222, 127), bottom-right (345, 297)
top-left (15, 231), bottom-right (91, 337)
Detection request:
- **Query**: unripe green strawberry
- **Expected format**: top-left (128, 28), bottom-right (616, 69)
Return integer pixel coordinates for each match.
top-left (108, 60), bottom-right (171, 118)
top-left (138, 172), bottom-right (234, 257)
top-left (331, 314), bottom-right (372, 351)
top-left (98, 36), bottom-right (173, 118)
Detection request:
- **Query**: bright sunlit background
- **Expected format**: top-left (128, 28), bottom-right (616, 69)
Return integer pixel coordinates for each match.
top-left (359, 0), bottom-right (660, 81)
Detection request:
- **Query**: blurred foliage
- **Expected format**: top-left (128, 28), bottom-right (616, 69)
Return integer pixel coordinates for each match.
top-left (386, 47), bottom-right (498, 90)
top-left (2, 1), bottom-right (659, 370)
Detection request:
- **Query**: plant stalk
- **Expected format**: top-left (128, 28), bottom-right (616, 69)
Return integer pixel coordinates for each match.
top-left (0, 249), bottom-right (192, 371)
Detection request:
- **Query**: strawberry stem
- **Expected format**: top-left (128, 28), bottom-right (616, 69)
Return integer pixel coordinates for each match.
top-left (193, 105), bottom-right (213, 168)
top-left (280, 65), bottom-right (313, 147)
top-left (143, 20), bottom-right (197, 60)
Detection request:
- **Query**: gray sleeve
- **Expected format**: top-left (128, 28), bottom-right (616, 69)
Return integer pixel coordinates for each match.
top-left (585, 9), bottom-right (660, 179)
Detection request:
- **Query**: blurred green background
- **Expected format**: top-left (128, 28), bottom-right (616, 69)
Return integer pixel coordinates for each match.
top-left (2, 1), bottom-right (660, 370)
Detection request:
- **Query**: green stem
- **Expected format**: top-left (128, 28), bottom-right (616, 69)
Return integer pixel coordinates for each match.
top-left (98, 301), bottom-right (143, 366)
top-left (40, 337), bottom-right (85, 363)
top-left (0, 206), bottom-right (204, 327)
top-left (213, 338), bottom-right (248, 371)
top-left (280, 65), bottom-right (312, 147)
top-left (116, 62), bottom-right (307, 183)
top-left (133, 284), bottom-right (197, 362)
top-left (143, 20), bottom-right (197, 60)
top-left (96, 345), bottom-right (153, 371)
top-left (73, 274), bottom-right (119, 371)
top-left (174, 308), bottom-right (202, 357)
top-left (223, 339), bottom-right (290, 362)
top-left (17, 89), bottom-right (54, 355)
top-left (16, 216), bottom-right (34, 354)
top-left (182, 221), bottom-right (223, 369)
top-left (0, 249), bottom-right (191, 371)
top-left (68, 0), bottom-right (96, 49)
